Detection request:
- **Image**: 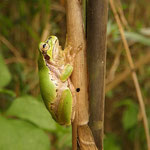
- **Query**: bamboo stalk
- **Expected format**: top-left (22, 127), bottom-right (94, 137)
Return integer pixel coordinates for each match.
top-left (87, 0), bottom-right (108, 149)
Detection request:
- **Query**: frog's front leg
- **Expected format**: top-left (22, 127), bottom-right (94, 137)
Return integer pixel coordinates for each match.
top-left (60, 64), bottom-right (73, 82)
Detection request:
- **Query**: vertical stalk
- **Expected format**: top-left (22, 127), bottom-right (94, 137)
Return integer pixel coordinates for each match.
top-left (87, 0), bottom-right (108, 149)
top-left (65, 0), bottom-right (88, 149)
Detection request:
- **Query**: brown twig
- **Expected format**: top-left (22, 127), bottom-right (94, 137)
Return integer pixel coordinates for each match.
top-left (106, 47), bottom-right (121, 84)
top-left (51, 4), bottom-right (65, 12)
top-left (109, 0), bottom-right (150, 149)
top-left (116, 0), bottom-right (129, 28)
top-left (106, 51), bottom-right (150, 92)
top-left (5, 57), bottom-right (24, 64)
top-left (128, 0), bottom-right (136, 24)
top-left (41, 18), bottom-right (51, 41)
top-left (0, 34), bottom-right (25, 64)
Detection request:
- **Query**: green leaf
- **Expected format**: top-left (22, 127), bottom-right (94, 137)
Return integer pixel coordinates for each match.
top-left (0, 115), bottom-right (50, 150)
top-left (107, 21), bottom-right (150, 46)
top-left (140, 27), bottom-right (150, 36)
top-left (0, 52), bottom-right (11, 88)
top-left (0, 88), bottom-right (16, 97)
top-left (104, 134), bottom-right (121, 150)
top-left (6, 95), bottom-right (57, 131)
top-left (125, 32), bottom-right (150, 46)
top-left (106, 90), bottom-right (114, 98)
top-left (122, 105), bottom-right (138, 130)
top-left (115, 99), bottom-right (136, 108)
top-left (115, 99), bottom-right (139, 130)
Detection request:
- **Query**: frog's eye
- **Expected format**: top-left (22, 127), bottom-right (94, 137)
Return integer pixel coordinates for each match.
top-left (42, 43), bottom-right (49, 51)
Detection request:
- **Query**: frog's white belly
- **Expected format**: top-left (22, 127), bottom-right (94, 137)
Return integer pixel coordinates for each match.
top-left (49, 67), bottom-right (69, 91)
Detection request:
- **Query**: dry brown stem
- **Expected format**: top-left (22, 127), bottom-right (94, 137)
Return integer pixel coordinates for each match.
top-left (109, 0), bottom-right (150, 149)
top-left (116, 0), bottom-right (128, 28)
top-left (106, 47), bottom-right (121, 84)
top-left (65, 0), bottom-right (99, 149)
top-left (41, 21), bottom-right (51, 41)
top-left (65, 0), bottom-right (89, 149)
top-left (78, 125), bottom-right (98, 150)
top-left (106, 51), bottom-right (150, 92)
top-left (0, 34), bottom-right (25, 64)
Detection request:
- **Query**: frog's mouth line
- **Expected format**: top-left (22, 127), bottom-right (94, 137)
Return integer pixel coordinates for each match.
top-left (42, 51), bottom-right (50, 61)
top-left (44, 54), bottom-right (50, 60)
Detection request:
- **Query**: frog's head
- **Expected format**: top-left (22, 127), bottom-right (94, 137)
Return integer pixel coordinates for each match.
top-left (39, 36), bottom-right (59, 61)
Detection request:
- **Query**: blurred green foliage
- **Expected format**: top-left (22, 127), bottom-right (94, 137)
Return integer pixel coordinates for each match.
top-left (0, 0), bottom-right (150, 149)
top-left (104, 134), bottom-right (121, 150)
top-left (0, 53), bottom-right (72, 150)
top-left (0, 53), bottom-right (11, 89)
top-left (0, 0), bottom-right (71, 150)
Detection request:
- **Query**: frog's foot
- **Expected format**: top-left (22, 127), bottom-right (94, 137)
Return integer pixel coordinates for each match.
top-left (64, 45), bottom-right (72, 61)
top-left (66, 44), bottom-right (83, 66)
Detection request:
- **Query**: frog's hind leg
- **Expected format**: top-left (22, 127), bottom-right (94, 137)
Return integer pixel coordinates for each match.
top-left (57, 88), bottom-right (73, 125)
top-left (67, 79), bottom-right (76, 122)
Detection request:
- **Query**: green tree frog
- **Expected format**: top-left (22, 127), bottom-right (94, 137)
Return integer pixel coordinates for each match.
top-left (38, 36), bottom-right (76, 125)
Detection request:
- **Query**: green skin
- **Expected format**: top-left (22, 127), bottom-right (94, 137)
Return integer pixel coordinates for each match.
top-left (38, 36), bottom-right (75, 125)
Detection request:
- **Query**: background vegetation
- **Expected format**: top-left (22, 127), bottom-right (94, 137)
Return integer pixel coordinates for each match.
top-left (0, 0), bottom-right (150, 150)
